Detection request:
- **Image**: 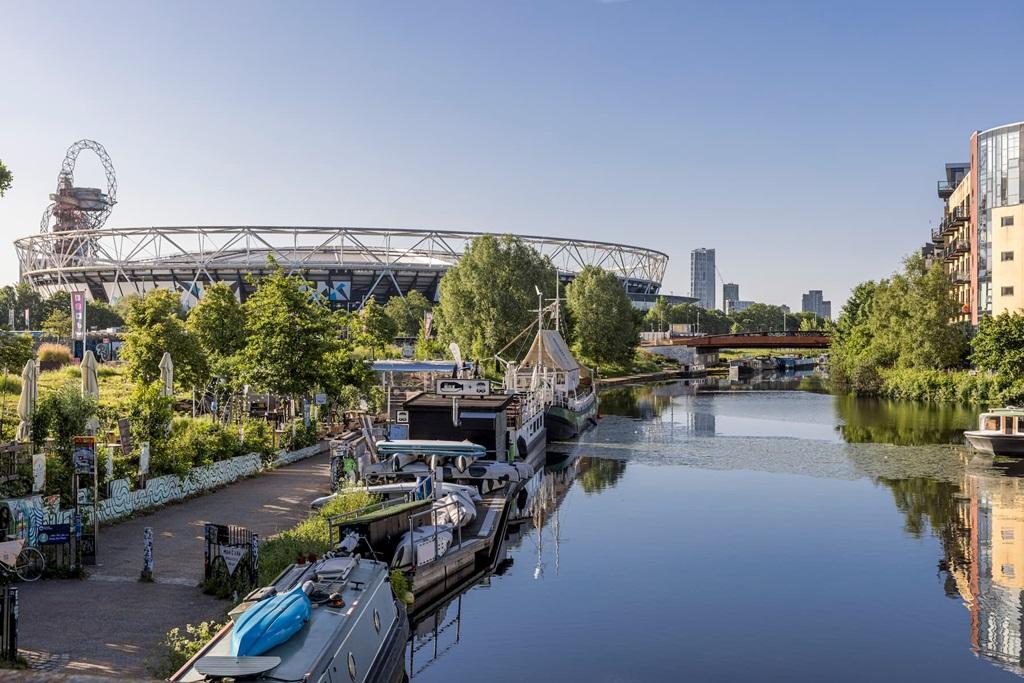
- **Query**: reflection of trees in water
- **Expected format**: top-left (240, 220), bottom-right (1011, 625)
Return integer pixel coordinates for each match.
top-left (578, 457), bottom-right (626, 494)
top-left (835, 394), bottom-right (975, 446)
top-left (876, 476), bottom-right (972, 599)
top-left (598, 381), bottom-right (700, 420)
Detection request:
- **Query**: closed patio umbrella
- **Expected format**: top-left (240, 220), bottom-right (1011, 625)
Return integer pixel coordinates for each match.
top-left (159, 352), bottom-right (174, 398)
top-left (15, 360), bottom-right (37, 443)
top-left (81, 350), bottom-right (100, 433)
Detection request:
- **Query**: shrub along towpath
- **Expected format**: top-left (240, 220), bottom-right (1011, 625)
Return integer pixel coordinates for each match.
top-left (16, 448), bottom-right (332, 678)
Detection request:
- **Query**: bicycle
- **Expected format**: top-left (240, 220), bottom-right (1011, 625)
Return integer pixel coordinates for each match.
top-left (0, 538), bottom-right (45, 582)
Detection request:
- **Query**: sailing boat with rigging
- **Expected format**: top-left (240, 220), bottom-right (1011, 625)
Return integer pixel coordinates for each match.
top-left (497, 284), bottom-right (598, 442)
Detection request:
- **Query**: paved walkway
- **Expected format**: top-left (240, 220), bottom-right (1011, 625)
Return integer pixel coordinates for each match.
top-left (15, 451), bottom-right (331, 678)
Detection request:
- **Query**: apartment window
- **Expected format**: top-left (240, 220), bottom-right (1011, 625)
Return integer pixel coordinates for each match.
top-left (1002, 286), bottom-right (1015, 296)
top-left (1002, 215), bottom-right (1016, 227)
top-left (1002, 251), bottom-right (1015, 262)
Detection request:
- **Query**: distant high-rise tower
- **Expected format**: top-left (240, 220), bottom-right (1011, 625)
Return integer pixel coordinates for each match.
top-left (722, 283), bottom-right (739, 311)
top-left (801, 290), bottom-right (832, 320)
top-left (690, 248), bottom-right (716, 309)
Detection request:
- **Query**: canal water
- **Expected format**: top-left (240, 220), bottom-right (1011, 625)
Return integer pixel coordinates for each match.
top-left (406, 379), bottom-right (1024, 681)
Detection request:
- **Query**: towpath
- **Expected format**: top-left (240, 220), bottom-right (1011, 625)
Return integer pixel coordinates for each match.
top-left (15, 450), bottom-right (331, 678)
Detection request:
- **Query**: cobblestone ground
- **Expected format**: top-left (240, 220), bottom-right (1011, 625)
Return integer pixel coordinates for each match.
top-left (15, 451), bottom-right (330, 678)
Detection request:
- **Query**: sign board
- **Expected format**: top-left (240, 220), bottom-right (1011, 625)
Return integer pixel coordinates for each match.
top-left (139, 441), bottom-right (150, 476)
top-left (117, 418), bottom-right (133, 454)
top-left (396, 410), bottom-right (409, 424)
top-left (314, 393), bottom-right (327, 406)
top-left (81, 532), bottom-right (96, 565)
top-left (38, 524), bottom-right (70, 545)
top-left (220, 545), bottom-right (248, 576)
top-left (435, 378), bottom-right (490, 397)
top-left (72, 436), bottom-right (96, 475)
top-left (71, 292), bottom-right (87, 339)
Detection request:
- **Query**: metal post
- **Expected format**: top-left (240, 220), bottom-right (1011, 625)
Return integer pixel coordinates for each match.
top-left (250, 533), bottom-right (259, 585)
top-left (141, 526), bottom-right (153, 581)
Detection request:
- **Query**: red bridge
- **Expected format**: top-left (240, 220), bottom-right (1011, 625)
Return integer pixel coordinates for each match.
top-left (643, 331), bottom-right (830, 350)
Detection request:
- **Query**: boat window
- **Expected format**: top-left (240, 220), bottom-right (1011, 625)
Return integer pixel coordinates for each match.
top-left (1006, 418), bottom-right (1015, 436)
top-left (373, 608), bottom-right (381, 633)
top-left (985, 416), bottom-right (1001, 431)
top-left (348, 653), bottom-right (357, 681)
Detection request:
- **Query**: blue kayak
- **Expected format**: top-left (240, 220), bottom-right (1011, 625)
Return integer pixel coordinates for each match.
top-left (231, 584), bottom-right (311, 657)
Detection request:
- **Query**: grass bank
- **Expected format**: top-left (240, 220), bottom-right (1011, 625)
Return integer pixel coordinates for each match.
top-left (861, 367), bottom-right (1018, 405)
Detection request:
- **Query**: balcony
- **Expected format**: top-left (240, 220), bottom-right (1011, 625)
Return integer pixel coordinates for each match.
top-left (941, 240), bottom-right (970, 262)
top-left (938, 180), bottom-right (954, 200)
top-left (950, 271), bottom-right (970, 285)
top-left (931, 228), bottom-right (944, 243)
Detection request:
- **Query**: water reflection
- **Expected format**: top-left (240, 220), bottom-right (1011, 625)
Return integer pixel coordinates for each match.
top-left (836, 395), bottom-right (977, 446)
top-left (944, 469), bottom-right (1024, 675)
top-left (406, 453), bottom-right (605, 677)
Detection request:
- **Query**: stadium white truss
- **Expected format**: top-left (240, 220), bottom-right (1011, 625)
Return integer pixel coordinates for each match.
top-left (15, 225), bottom-right (669, 307)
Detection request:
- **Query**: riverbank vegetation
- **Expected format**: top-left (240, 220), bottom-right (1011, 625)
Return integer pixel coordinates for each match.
top-left (643, 297), bottom-right (827, 336)
top-left (830, 253), bottom-right (1024, 404)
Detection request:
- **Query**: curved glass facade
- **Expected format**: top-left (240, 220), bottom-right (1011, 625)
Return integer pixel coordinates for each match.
top-left (977, 123), bottom-right (1023, 315)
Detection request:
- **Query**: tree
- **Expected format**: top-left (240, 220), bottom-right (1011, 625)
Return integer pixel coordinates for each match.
top-left (384, 291), bottom-right (432, 338)
top-left (238, 268), bottom-right (347, 400)
top-left (121, 289), bottom-right (209, 390)
top-left (729, 303), bottom-right (789, 333)
top-left (88, 300), bottom-right (125, 330)
top-left (438, 235), bottom-right (557, 361)
top-left (0, 160), bottom-right (11, 197)
top-left (972, 313), bottom-right (1024, 377)
top-left (0, 332), bottom-right (33, 373)
top-left (356, 298), bottom-right (396, 354)
top-left (565, 265), bottom-right (638, 365)
top-left (187, 283), bottom-right (245, 364)
top-left (645, 296), bottom-right (671, 332)
top-left (829, 254), bottom-right (969, 390)
top-left (41, 309), bottom-right (72, 340)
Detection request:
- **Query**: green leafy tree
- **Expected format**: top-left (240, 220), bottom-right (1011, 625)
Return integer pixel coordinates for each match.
top-left (383, 291), bottom-right (432, 338)
top-left (972, 313), bottom-right (1024, 377)
top-left (239, 268), bottom-right (347, 400)
top-left (565, 265), bottom-right (638, 365)
top-left (31, 383), bottom-right (97, 505)
top-left (645, 296), bottom-right (671, 332)
top-left (357, 298), bottom-right (396, 353)
top-left (438, 235), bottom-right (557, 361)
top-left (729, 303), bottom-right (790, 333)
top-left (830, 254), bottom-right (969, 391)
top-left (0, 159), bottom-right (11, 197)
top-left (0, 332), bottom-right (33, 372)
top-left (89, 300), bottom-right (125, 330)
top-left (121, 289), bottom-right (209, 390)
top-left (42, 309), bottom-right (72, 339)
top-left (0, 283), bottom-right (45, 330)
top-left (187, 283), bottom-right (245, 365)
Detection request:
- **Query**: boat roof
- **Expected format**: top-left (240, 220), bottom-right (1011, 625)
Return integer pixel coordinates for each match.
top-left (404, 391), bottom-right (514, 410)
top-left (372, 360), bottom-right (467, 374)
top-left (377, 439), bottom-right (486, 453)
top-left (982, 407), bottom-right (1024, 416)
top-left (177, 557), bottom-right (389, 682)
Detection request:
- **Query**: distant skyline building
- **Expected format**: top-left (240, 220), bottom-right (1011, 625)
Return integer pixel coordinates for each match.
top-left (725, 299), bottom-right (755, 314)
top-left (801, 290), bottom-right (832, 319)
top-left (722, 283), bottom-right (739, 310)
top-left (690, 248), bottom-right (716, 310)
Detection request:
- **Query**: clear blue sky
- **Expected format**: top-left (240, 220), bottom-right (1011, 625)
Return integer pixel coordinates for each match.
top-left (2, 1), bottom-right (1023, 311)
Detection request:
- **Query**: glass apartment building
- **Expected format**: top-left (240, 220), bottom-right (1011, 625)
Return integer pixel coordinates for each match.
top-left (932, 121), bottom-right (1024, 323)
top-left (690, 248), bottom-right (716, 310)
